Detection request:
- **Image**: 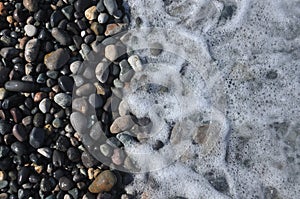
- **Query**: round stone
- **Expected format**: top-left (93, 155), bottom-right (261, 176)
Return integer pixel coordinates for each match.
top-left (39, 98), bottom-right (51, 113)
top-left (88, 170), bottom-right (117, 193)
top-left (24, 38), bottom-right (40, 62)
top-left (12, 124), bottom-right (28, 142)
top-left (54, 93), bottom-right (72, 108)
top-left (128, 54), bottom-right (143, 72)
top-left (150, 42), bottom-right (163, 56)
top-left (70, 112), bottom-right (87, 133)
top-left (85, 6), bottom-right (98, 21)
top-left (44, 48), bottom-right (70, 71)
top-left (110, 115), bottom-right (134, 134)
top-left (59, 177), bottom-right (74, 191)
top-left (29, 127), bottom-right (45, 148)
top-left (24, 25), bottom-right (37, 37)
top-left (98, 13), bottom-right (109, 24)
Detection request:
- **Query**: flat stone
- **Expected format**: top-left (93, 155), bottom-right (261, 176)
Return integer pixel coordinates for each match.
top-left (70, 112), bottom-right (87, 133)
top-left (105, 23), bottom-right (127, 36)
top-left (25, 38), bottom-right (40, 62)
top-left (128, 54), bottom-right (143, 72)
top-left (29, 127), bottom-right (45, 148)
top-left (110, 115), bottom-right (134, 134)
top-left (24, 25), bottom-right (37, 37)
top-left (44, 48), bottom-right (70, 71)
top-left (12, 124), bottom-right (28, 142)
top-left (51, 28), bottom-right (72, 46)
top-left (88, 170), bottom-right (117, 193)
top-left (85, 6), bottom-right (98, 20)
top-left (23, 0), bottom-right (39, 12)
top-left (54, 93), bottom-right (72, 108)
top-left (4, 80), bottom-right (39, 92)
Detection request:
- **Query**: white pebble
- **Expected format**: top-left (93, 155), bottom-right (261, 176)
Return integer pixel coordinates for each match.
top-left (128, 55), bottom-right (143, 72)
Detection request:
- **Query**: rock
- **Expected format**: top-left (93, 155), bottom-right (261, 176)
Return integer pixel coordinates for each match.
top-left (150, 42), bottom-right (163, 56)
top-left (118, 100), bottom-right (129, 116)
top-left (12, 124), bottom-right (28, 142)
top-left (0, 67), bottom-right (10, 87)
top-left (105, 44), bottom-right (126, 62)
top-left (70, 61), bottom-right (82, 74)
top-left (70, 112), bottom-right (87, 132)
top-left (5, 80), bottom-right (39, 92)
top-left (81, 151), bottom-right (98, 168)
top-left (54, 93), bottom-right (72, 108)
top-left (18, 166), bottom-right (30, 185)
top-left (0, 88), bottom-right (7, 100)
top-left (39, 98), bottom-right (51, 113)
top-left (11, 142), bottom-right (27, 156)
top-left (85, 6), bottom-right (98, 20)
top-left (128, 55), bottom-right (143, 72)
top-left (110, 115), bottom-right (134, 134)
top-left (88, 170), bottom-right (117, 193)
top-left (33, 113), bottom-right (44, 127)
top-left (119, 59), bottom-right (134, 82)
top-left (192, 125), bottom-right (209, 144)
top-left (24, 39), bottom-right (41, 62)
top-left (24, 25), bottom-right (37, 37)
top-left (0, 47), bottom-right (20, 59)
top-left (95, 61), bottom-right (110, 83)
top-left (75, 83), bottom-right (95, 96)
top-left (0, 2), bottom-right (7, 16)
top-left (52, 150), bottom-right (65, 167)
top-left (52, 118), bottom-right (63, 129)
top-left (100, 144), bottom-right (113, 157)
top-left (58, 76), bottom-right (74, 92)
top-left (72, 98), bottom-right (89, 114)
top-left (98, 13), bottom-right (109, 24)
top-left (0, 145), bottom-right (10, 158)
top-left (59, 177), bottom-right (74, 191)
top-left (111, 148), bottom-right (125, 165)
top-left (40, 177), bottom-right (56, 192)
top-left (56, 135), bottom-right (70, 152)
top-left (74, 0), bottom-right (92, 12)
top-left (61, 5), bottom-right (73, 20)
top-left (51, 28), bottom-right (72, 46)
top-left (50, 10), bottom-right (65, 27)
top-left (23, 0), bottom-right (39, 12)
top-left (103, 0), bottom-right (118, 16)
top-left (90, 22), bottom-right (103, 35)
top-left (37, 147), bottom-right (52, 158)
top-left (67, 147), bottom-right (81, 162)
top-left (105, 23), bottom-right (127, 36)
top-left (44, 48), bottom-right (70, 71)
top-left (89, 93), bottom-right (103, 108)
top-left (29, 127), bottom-right (45, 148)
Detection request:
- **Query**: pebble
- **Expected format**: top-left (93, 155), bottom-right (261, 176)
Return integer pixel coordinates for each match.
top-left (85, 6), bottom-right (98, 20)
top-left (29, 127), bottom-right (45, 148)
top-left (103, 0), bottom-right (118, 16)
top-left (24, 24), bottom-right (37, 37)
top-left (52, 150), bottom-right (65, 167)
top-left (105, 23), bottom-right (127, 36)
top-left (0, 180), bottom-right (8, 189)
top-left (95, 61), bottom-right (109, 83)
top-left (150, 42), bottom-right (163, 56)
top-left (118, 100), bottom-right (129, 116)
top-left (89, 93), bottom-right (103, 108)
top-left (40, 177), bottom-right (55, 192)
top-left (56, 135), bottom-right (70, 152)
top-left (72, 98), bottom-right (89, 114)
top-left (23, 0), bottom-right (39, 12)
top-left (110, 115), bottom-right (134, 134)
top-left (88, 170), bottom-right (117, 193)
top-left (54, 93), bottom-right (72, 108)
top-left (37, 147), bottom-right (52, 158)
top-left (39, 98), bottom-right (51, 113)
top-left (11, 142), bottom-right (27, 156)
top-left (44, 48), bottom-right (70, 71)
top-left (52, 28), bottom-right (72, 46)
top-left (52, 118), bottom-right (63, 128)
top-left (33, 112), bottom-right (44, 127)
top-left (90, 22), bottom-right (103, 36)
top-left (100, 143), bottom-right (113, 157)
top-left (128, 54), bottom-right (143, 72)
top-left (0, 145), bottom-right (10, 158)
top-left (112, 148), bottom-right (126, 165)
top-left (34, 92), bottom-right (47, 102)
top-left (74, 0), bottom-right (92, 12)
top-left (58, 76), bottom-right (74, 92)
top-left (105, 44), bottom-right (126, 62)
top-left (81, 151), bottom-right (98, 168)
top-left (0, 2), bottom-right (6, 16)
top-left (59, 176), bottom-right (74, 191)
top-left (61, 5), bottom-right (74, 20)
top-left (0, 88), bottom-right (7, 100)
top-left (75, 83), bottom-right (95, 96)
top-left (70, 112), bottom-right (87, 133)
top-left (70, 61), bottom-right (82, 74)
top-left (12, 124), bottom-right (28, 142)
top-left (193, 125), bottom-right (209, 144)
top-left (0, 47), bottom-right (20, 59)
top-left (67, 147), bottom-right (81, 162)
top-left (119, 59), bottom-right (134, 82)
top-left (4, 80), bottom-right (39, 92)
top-left (98, 13), bottom-right (109, 24)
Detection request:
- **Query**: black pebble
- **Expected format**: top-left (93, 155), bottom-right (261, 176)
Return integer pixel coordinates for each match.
top-left (67, 147), bottom-right (81, 162)
top-left (11, 142), bottom-right (27, 156)
top-left (58, 76), bottom-right (74, 92)
top-left (58, 176), bottom-right (74, 191)
top-left (0, 119), bottom-right (12, 135)
top-left (33, 113), bottom-right (45, 127)
top-left (52, 150), bottom-right (65, 167)
top-left (4, 80), bottom-right (39, 93)
top-left (50, 10), bottom-right (65, 27)
top-left (29, 127), bottom-right (45, 148)
top-left (56, 135), bottom-right (70, 152)
top-left (81, 151), bottom-right (99, 168)
top-left (18, 167), bottom-right (31, 185)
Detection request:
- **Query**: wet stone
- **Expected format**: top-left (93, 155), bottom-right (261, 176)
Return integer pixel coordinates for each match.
top-left (72, 98), bottom-right (89, 114)
top-left (70, 112), bottom-right (87, 133)
top-left (105, 23), bottom-right (128, 36)
top-left (103, 0), bottom-right (118, 16)
top-left (85, 6), bottom-right (98, 21)
top-left (74, 0), bottom-right (93, 12)
top-left (67, 147), bottom-right (81, 162)
top-left (37, 147), bottom-right (52, 158)
top-left (33, 113), bottom-right (44, 127)
top-left (110, 115), bottom-right (134, 134)
top-left (0, 47), bottom-right (20, 59)
top-left (62, 5), bottom-right (74, 20)
top-left (0, 145), bottom-right (10, 158)
top-left (89, 93), bottom-right (103, 108)
top-left (44, 48), bottom-right (70, 71)
top-left (12, 124), bottom-right (28, 142)
top-left (39, 98), bottom-right (51, 113)
top-left (95, 61), bottom-right (110, 83)
top-left (75, 83), bottom-right (95, 96)
top-left (58, 76), bottom-right (74, 93)
top-left (59, 176), bottom-right (74, 191)
top-left (29, 127), bottom-right (45, 148)
top-left (23, 0), bottom-right (39, 12)
top-left (11, 142), bottom-right (27, 156)
top-left (90, 22), bottom-right (103, 36)
top-left (51, 28), bottom-right (72, 46)
top-left (98, 13), bottom-right (109, 24)
top-left (24, 38), bottom-right (40, 63)
top-left (70, 61), bottom-right (82, 74)
top-left (52, 150), bottom-right (65, 167)
top-left (24, 25), bottom-right (37, 37)
top-left (100, 144), bottom-right (113, 157)
top-left (88, 170), bottom-right (117, 193)
top-left (111, 148), bottom-right (125, 165)
top-left (54, 93), bottom-right (72, 108)
top-left (150, 42), bottom-right (163, 56)
top-left (0, 120), bottom-right (12, 135)
top-left (105, 44), bottom-right (126, 62)
top-left (50, 10), bottom-right (65, 27)
top-left (56, 135), bottom-right (70, 152)
top-left (81, 151), bottom-right (99, 168)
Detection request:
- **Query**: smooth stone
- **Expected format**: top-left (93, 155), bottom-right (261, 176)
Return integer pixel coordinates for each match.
top-left (99, 144), bottom-right (113, 157)
top-left (96, 0), bottom-right (105, 12)
top-left (0, 47), bottom-right (20, 59)
top-left (52, 150), bottom-right (65, 167)
top-left (150, 42), bottom-right (163, 56)
top-left (105, 44), bottom-right (126, 62)
top-left (50, 10), bottom-right (65, 27)
top-left (88, 93), bottom-right (103, 108)
top-left (12, 124), bottom-right (28, 142)
top-left (59, 177), bottom-right (74, 191)
top-left (0, 67), bottom-right (10, 87)
top-left (37, 147), bottom-right (52, 158)
top-left (4, 80), bottom-right (39, 92)
top-left (111, 148), bottom-right (125, 165)
top-left (90, 22), bottom-right (103, 36)
top-left (75, 83), bottom-right (95, 97)
top-left (119, 60), bottom-right (134, 82)
top-left (18, 166), bottom-right (30, 185)
top-left (81, 151), bottom-right (98, 168)
top-left (33, 113), bottom-right (44, 127)
top-left (67, 147), bottom-right (81, 162)
top-left (70, 112), bottom-right (87, 132)
top-left (51, 28), bottom-right (72, 46)
top-left (70, 61), bottom-right (82, 74)
top-left (192, 125), bottom-right (209, 144)
top-left (0, 88), bottom-right (7, 100)
top-left (39, 98), bottom-right (51, 113)
top-left (0, 180), bottom-right (8, 189)
top-left (52, 118), bottom-right (63, 128)
top-left (85, 6), bottom-right (98, 20)
top-left (104, 23), bottom-right (127, 36)
top-left (118, 100), bottom-right (129, 116)
top-left (54, 93), bottom-right (72, 108)
top-left (128, 55), bottom-right (143, 72)
top-left (0, 145), bottom-right (10, 158)
top-left (88, 170), bottom-right (117, 193)
top-left (98, 13), bottom-right (109, 24)
top-left (103, 0), bottom-right (118, 16)
top-left (95, 61), bottom-right (109, 83)
top-left (44, 48), bottom-right (70, 71)
top-left (58, 76), bottom-right (74, 93)
top-left (73, 75), bottom-right (84, 87)
top-left (24, 39), bottom-right (41, 62)
top-left (40, 177), bottom-right (56, 192)
top-left (2, 94), bottom-right (25, 110)
top-left (11, 142), bottom-right (27, 156)
top-left (29, 127), bottom-right (45, 148)
top-left (36, 73), bottom-right (46, 84)
top-left (110, 115), bottom-right (134, 134)
top-left (61, 5), bottom-right (74, 20)
top-left (23, 0), bottom-right (39, 12)
top-left (74, 0), bottom-right (92, 12)
top-left (56, 135), bottom-right (70, 152)
top-left (72, 98), bottom-right (89, 114)
top-left (24, 25), bottom-right (37, 37)
top-left (89, 122), bottom-right (104, 140)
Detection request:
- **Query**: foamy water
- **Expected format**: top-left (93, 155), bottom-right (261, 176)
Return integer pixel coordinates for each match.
top-left (120, 0), bottom-right (300, 198)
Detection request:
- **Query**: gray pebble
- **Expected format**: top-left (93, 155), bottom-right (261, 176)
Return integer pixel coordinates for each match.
top-left (98, 13), bottom-right (109, 24)
top-left (44, 48), bottom-right (70, 71)
top-left (95, 61), bottom-right (109, 83)
top-left (99, 143), bottom-right (113, 157)
top-left (54, 93), bottom-right (72, 108)
top-left (103, 0), bottom-right (118, 15)
top-left (110, 115), bottom-right (134, 134)
top-left (51, 28), bottom-right (72, 46)
top-left (72, 98), bottom-right (89, 114)
top-left (88, 93), bottom-right (103, 108)
top-left (24, 25), bottom-right (37, 37)
top-left (75, 83), bottom-right (95, 97)
top-left (105, 44), bottom-right (126, 62)
top-left (70, 112), bottom-right (87, 133)
top-left (25, 38), bottom-right (40, 62)
top-left (29, 127), bottom-right (45, 148)
top-left (70, 61), bottom-right (82, 74)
